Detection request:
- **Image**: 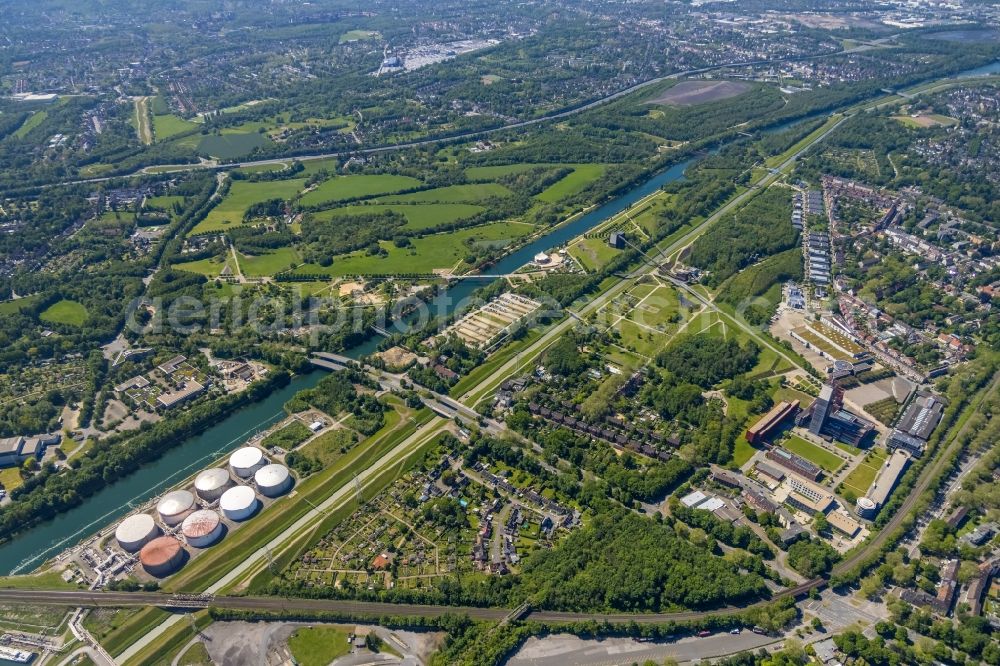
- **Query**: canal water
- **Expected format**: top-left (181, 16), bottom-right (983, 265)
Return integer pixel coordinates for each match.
top-left (0, 155), bottom-right (698, 575)
top-left (6, 58), bottom-right (996, 575)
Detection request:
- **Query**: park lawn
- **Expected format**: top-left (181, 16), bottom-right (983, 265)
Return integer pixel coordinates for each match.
top-left (296, 222), bottom-right (532, 276)
top-left (173, 256), bottom-right (231, 277)
top-left (299, 175), bottom-right (423, 207)
top-left (732, 438), bottom-right (758, 468)
top-left (316, 202), bottom-right (485, 231)
top-left (535, 164), bottom-right (606, 203)
top-left (237, 247), bottom-right (300, 277)
top-left (568, 237), bottom-right (621, 271)
top-left (288, 626), bottom-right (352, 666)
top-left (13, 110), bottom-right (48, 138)
top-left (378, 182), bottom-right (514, 204)
top-left (615, 318), bottom-right (668, 358)
top-left (197, 132), bottom-right (271, 159)
top-left (190, 179), bottom-right (306, 234)
top-left (39, 299), bottom-right (89, 326)
top-left (782, 435), bottom-right (845, 473)
top-left (153, 114), bottom-right (199, 141)
top-left (840, 448), bottom-right (887, 497)
top-left (627, 286), bottom-right (681, 328)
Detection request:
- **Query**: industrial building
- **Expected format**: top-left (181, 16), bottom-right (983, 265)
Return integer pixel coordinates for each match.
top-left (826, 510), bottom-right (861, 538)
top-left (115, 513), bottom-right (160, 552)
top-left (766, 446), bottom-right (822, 481)
top-left (255, 464), bottom-right (292, 497)
top-left (804, 384), bottom-right (874, 447)
top-left (745, 400), bottom-right (799, 444)
top-left (139, 536), bottom-right (185, 577)
top-left (887, 393), bottom-right (944, 457)
top-left (0, 433), bottom-right (60, 468)
top-left (194, 467), bottom-right (234, 501)
top-left (156, 490), bottom-right (196, 526)
top-left (220, 485), bottom-right (258, 521)
top-left (181, 509), bottom-right (224, 548)
top-left (857, 450), bottom-right (910, 519)
top-left (230, 446), bottom-right (267, 478)
top-left (156, 380), bottom-right (206, 410)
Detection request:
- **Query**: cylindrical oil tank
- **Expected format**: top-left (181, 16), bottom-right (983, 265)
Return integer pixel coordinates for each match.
top-left (229, 446), bottom-right (266, 478)
top-left (255, 464), bottom-right (292, 497)
top-left (194, 467), bottom-right (233, 502)
top-left (219, 485), bottom-right (258, 521)
top-left (115, 513), bottom-right (160, 553)
top-left (139, 536), bottom-right (184, 577)
top-left (156, 489), bottom-right (196, 526)
top-left (181, 509), bottom-right (223, 548)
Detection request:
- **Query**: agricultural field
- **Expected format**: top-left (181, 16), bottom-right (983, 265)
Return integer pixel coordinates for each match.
top-left (839, 448), bottom-right (888, 498)
top-left (782, 434), bottom-right (846, 473)
top-left (535, 164), bottom-right (606, 203)
top-left (378, 182), bottom-right (513, 204)
top-left (190, 179), bottom-right (306, 234)
top-left (315, 202), bottom-right (485, 231)
top-left (39, 299), bottom-right (89, 326)
top-left (299, 175), bottom-right (422, 207)
top-left (295, 222), bottom-right (534, 277)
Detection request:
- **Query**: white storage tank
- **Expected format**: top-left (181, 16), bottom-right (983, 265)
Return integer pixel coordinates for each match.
top-left (255, 464), bottom-right (292, 497)
top-left (229, 446), bottom-right (266, 478)
top-left (115, 513), bottom-right (160, 553)
top-left (194, 467), bottom-right (233, 501)
top-left (156, 489), bottom-right (196, 526)
top-left (139, 536), bottom-right (185, 577)
top-left (181, 509), bottom-right (224, 548)
top-left (219, 485), bottom-right (258, 521)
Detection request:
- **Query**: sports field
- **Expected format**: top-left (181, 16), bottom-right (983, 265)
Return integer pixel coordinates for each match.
top-left (39, 299), bottom-right (89, 326)
top-left (315, 203), bottom-right (485, 231)
top-left (299, 175), bottom-right (422, 207)
top-left (190, 179), bottom-right (306, 234)
top-left (782, 435), bottom-right (845, 473)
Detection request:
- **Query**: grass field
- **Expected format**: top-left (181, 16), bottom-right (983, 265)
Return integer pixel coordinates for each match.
top-left (176, 641), bottom-right (212, 666)
top-left (627, 285), bottom-right (681, 329)
top-left (300, 175), bottom-right (422, 207)
top-left (197, 132), bottom-right (271, 159)
top-left (535, 164), bottom-right (606, 203)
top-left (13, 110), bottom-right (48, 139)
top-left (782, 435), bottom-right (845, 473)
top-left (568, 237), bottom-right (621, 271)
top-left (379, 182), bottom-right (513, 204)
top-left (237, 247), bottom-right (300, 277)
top-left (262, 421), bottom-right (312, 450)
top-left (191, 179), bottom-right (306, 234)
top-left (0, 467), bottom-right (23, 493)
top-left (173, 256), bottom-right (230, 277)
top-left (615, 319), bottom-right (669, 358)
top-left (298, 428), bottom-right (359, 468)
top-left (316, 202), bottom-right (485, 231)
top-left (145, 195), bottom-right (185, 211)
top-left (296, 222), bottom-right (533, 276)
top-left (464, 163), bottom-right (551, 180)
top-left (840, 448), bottom-right (888, 497)
top-left (0, 294), bottom-right (40, 316)
top-left (288, 626), bottom-right (351, 666)
top-left (39, 299), bottom-right (89, 326)
top-left (153, 114), bottom-right (199, 141)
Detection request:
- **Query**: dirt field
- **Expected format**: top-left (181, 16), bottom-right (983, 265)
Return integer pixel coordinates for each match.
top-left (648, 80), bottom-right (752, 106)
